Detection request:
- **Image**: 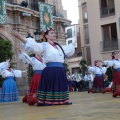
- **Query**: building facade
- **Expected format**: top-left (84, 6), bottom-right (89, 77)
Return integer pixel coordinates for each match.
top-left (65, 24), bottom-right (82, 74)
top-left (78, 0), bottom-right (91, 65)
top-left (78, 0), bottom-right (120, 65)
top-left (0, 0), bottom-right (71, 95)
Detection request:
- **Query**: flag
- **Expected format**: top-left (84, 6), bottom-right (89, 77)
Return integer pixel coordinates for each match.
top-left (0, 0), bottom-right (7, 24)
top-left (38, 1), bottom-right (53, 31)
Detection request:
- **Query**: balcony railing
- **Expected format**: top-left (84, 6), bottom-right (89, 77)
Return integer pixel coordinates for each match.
top-left (100, 6), bottom-right (115, 18)
top-left (100, 40), bottom-right (118, 52)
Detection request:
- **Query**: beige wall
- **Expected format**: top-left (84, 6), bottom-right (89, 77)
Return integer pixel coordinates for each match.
top-left (85, 0), bottom-right (120, 65)
top-left (78, 0), bottom-right (120, 66)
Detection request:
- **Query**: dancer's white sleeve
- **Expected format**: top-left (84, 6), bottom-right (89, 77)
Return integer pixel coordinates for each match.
top-left (103, 60), bottom-right (113, 67)
top-left (13, 70), bottom-right (22, 77)
top-left (62, 44), bottom-right (75, 57)
top-left (19, 52), bottom-right (34, 65)
top-left (23, 37), bottom-right (44, 54)
top-left (0, 62), bottom-right (8, 73)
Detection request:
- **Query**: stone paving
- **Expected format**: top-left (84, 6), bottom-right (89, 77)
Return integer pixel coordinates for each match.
top-left (0, 92), bottom-right (120, 120)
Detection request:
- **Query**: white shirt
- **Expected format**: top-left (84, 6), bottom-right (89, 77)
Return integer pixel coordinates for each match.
top-left (0, 68), bottom-right (22, 78)
top-left (104, 59), bottom-right (120, 69)
top-left (71, 73), bottom-right (82, 82)
top-left (0, 62), bottom-right (8, 73)
top-left (23, 38), bottom-right (75, 63)
top-left (19, 52), bottom-right (46, 71)
top-left (84, 74), bottom-right (94, 81)
top-left (88, 66), bottom-right (107, 74)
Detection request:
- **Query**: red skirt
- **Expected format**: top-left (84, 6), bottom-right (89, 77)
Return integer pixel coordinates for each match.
top-left (22, 73), bottom-right (41, 105)
top-left (112, 71), bottom-right (120, 92)
top-left (29, 74), bottom-right (41, 93)
top-left (93, 76), bottom-right (104, 92)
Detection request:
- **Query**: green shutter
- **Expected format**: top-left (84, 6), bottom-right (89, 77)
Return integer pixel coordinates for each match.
top-left (38, 1), bottom-right (53, 31)
top-left (0, 0), bottom-right (7, 24)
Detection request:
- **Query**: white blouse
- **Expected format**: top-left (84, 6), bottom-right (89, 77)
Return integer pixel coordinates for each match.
top-left (88, 66), bottom-right (107, 75)
top-left (0, 62), bottom-right (8, 73)
top-left (19, 52), bottom-right (46, 70)
top-left (23, 38), bottom-right (75, 63)
top-left (84, 74), bottom-right (94, 81)
top-left (104, 59), bottom-right (120, 69)
top-left (0, 68), bottom-right (22, 78)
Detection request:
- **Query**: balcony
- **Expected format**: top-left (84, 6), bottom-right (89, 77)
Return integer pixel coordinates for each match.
top-left (100, 40), bottom-right (118, 52)
top-left (100, 6), bottom-right (115, 18)
top-left (6, 1), bottom-right (56, 16)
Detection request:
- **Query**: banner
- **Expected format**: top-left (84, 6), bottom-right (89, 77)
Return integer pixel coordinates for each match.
top-left (38, 1), bottom-right (53, 31)
top-left (0, 0), bottom-right (7, 24)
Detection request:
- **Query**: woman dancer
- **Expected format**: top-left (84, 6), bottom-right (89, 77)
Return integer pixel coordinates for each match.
top-left (17, 47), bottom-right (46, 105)
top-left (0, 59), bottom-right (25, 102)
top-left (85, 60), bottom-right (107, 93)
top-left (11, 28), bottom-right (76, 106)
top-left (102, 51), bottom-right (120, 97)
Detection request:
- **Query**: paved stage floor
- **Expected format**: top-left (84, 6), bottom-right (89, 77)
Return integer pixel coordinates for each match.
top-left (0, 92), bottom-right (120, 120)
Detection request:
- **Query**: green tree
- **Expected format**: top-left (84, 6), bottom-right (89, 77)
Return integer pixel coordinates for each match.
top-left (0, 39), bottom-right (14, 87)
top-left (27, 54), bottom-right (34, 86)
top-left (64, 62), bottom-right (69, 71)
top-left (79, 59), bottom-right (87, 77)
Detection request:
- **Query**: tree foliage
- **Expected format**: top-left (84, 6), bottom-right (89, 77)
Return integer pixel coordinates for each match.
top-left (79, 59), bottom-right (87, 77)
top-left (0, 39), bottom-right (14, 87)
top-left (64, 62), bottom-right (69, 71)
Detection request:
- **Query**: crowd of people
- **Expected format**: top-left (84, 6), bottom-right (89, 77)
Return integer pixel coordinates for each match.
top-left (0, 27), bottom-right (120, 107)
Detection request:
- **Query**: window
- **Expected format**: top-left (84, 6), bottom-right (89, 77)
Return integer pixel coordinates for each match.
top-left (29, 0), bottom-right (45, 11)
top-left (82, 3), bottom-right (88, 23)
top-left (7, 0), bottom-right (14, 4)
top-left (100, 0), bottom-right (115, 18)
top-left (68, 40), bottom-right (72, 44)
top-left (84, 24), bottom-right (89, 44)
top-left (101, 23), bottom-right (118, 51)
top-left (86, 47), bottom-right (91, 65)
top-left (67, 29), bottom-right (72, 38)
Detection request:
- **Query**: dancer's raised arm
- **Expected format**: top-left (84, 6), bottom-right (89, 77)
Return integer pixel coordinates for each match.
top-left (11, 30), bottom-right (26, 43)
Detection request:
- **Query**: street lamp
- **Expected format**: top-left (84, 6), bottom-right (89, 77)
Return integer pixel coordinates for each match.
top-left (34, 29), bottom-right (41, 42)
top-left (26, 33), bottom-right (33, 38)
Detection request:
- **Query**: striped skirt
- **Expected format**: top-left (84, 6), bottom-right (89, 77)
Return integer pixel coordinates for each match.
top-left (0, 77), bottom-right (19, 102)
top-left (37, 62), bottom-right (69, 105)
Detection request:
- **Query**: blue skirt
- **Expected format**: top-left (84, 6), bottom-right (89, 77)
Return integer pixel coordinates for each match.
top-left (0, 77), bottom-right (19, 102)
top-left (37, 62), bottom-right (69, 105)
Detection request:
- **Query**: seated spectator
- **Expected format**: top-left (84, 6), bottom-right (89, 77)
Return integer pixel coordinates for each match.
top-left (84, 71), bottom-right (94, 90)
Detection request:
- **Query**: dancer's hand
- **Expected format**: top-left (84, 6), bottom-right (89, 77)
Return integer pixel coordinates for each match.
top-left (11, 30), bottom-right (26, 43)
top-left (16, 46), bottom-right (22, 53)
top-left (98, 60), bottom-right (104, 63)
top-left (6, 59), bottom-right (10, 66)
